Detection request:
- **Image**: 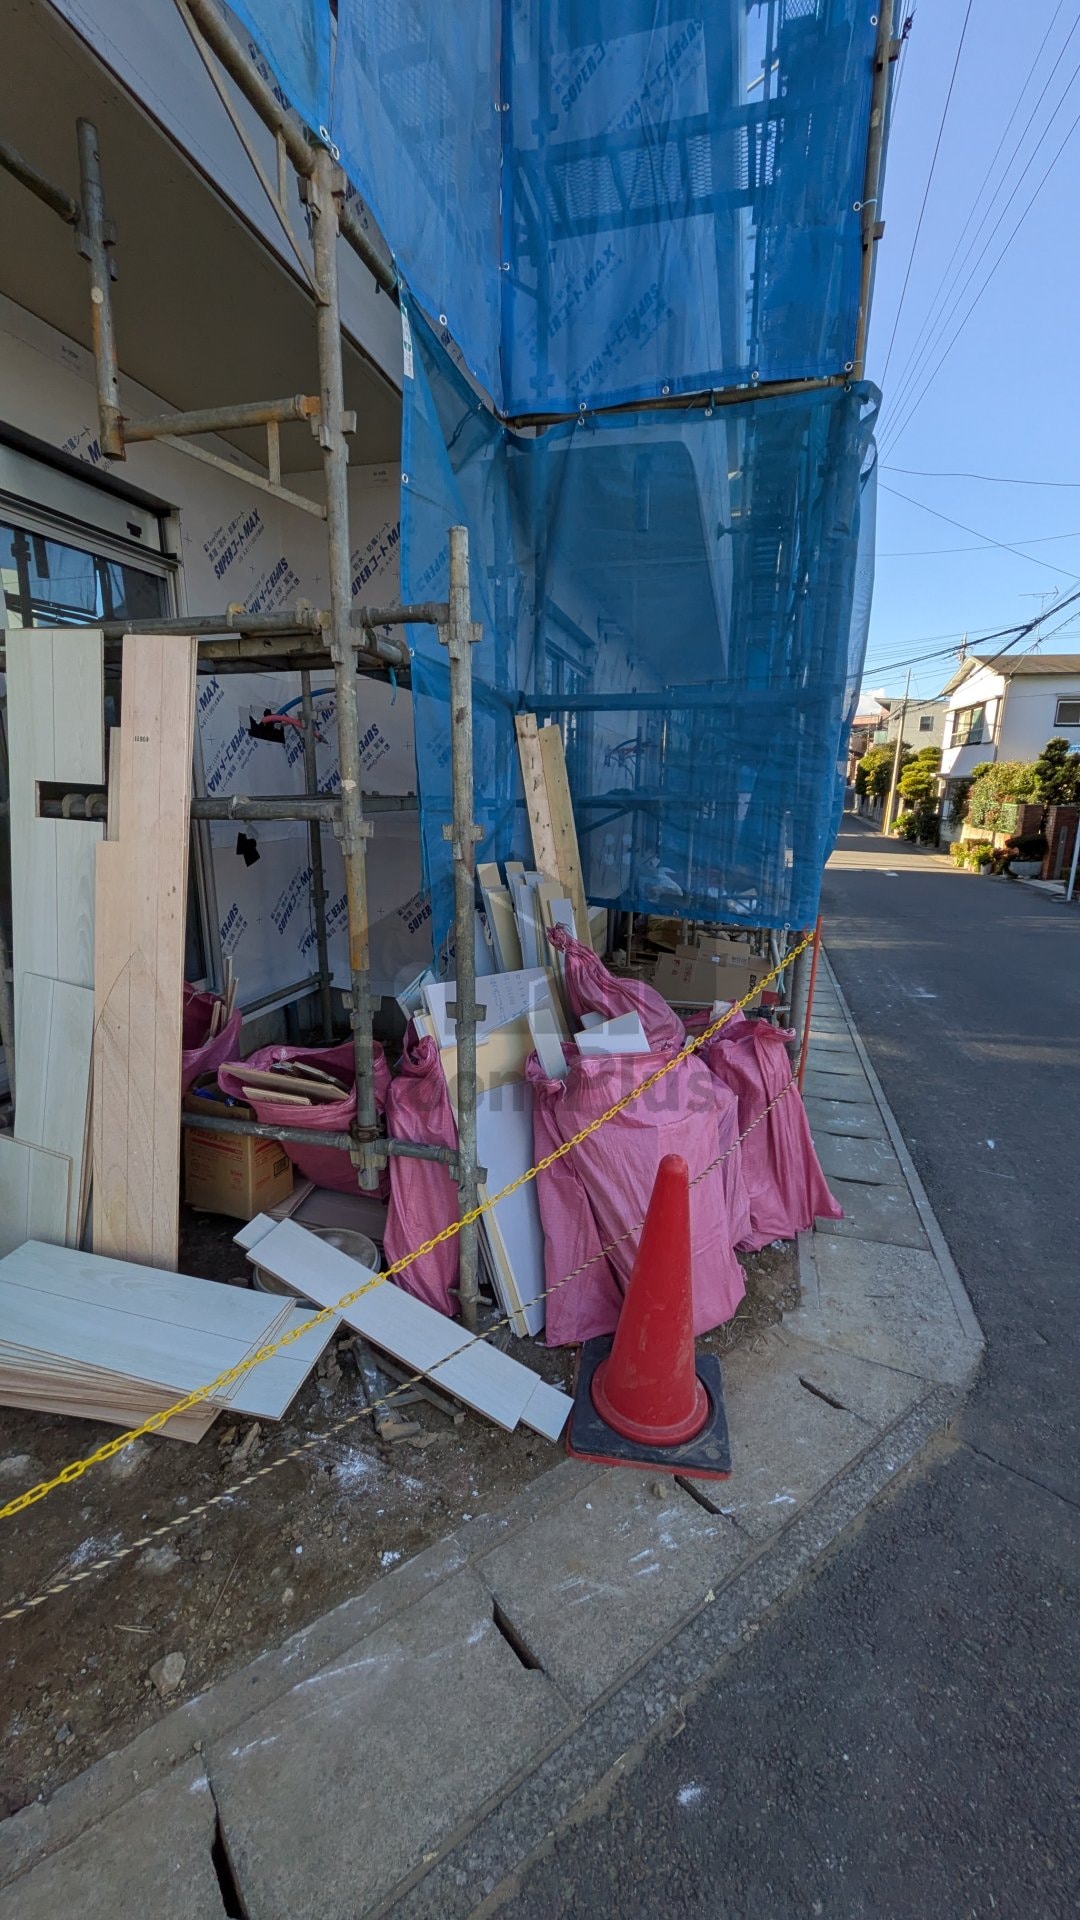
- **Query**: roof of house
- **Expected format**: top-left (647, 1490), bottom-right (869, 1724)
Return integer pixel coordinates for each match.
top-left (942, 652), bottom-right (1080, 696)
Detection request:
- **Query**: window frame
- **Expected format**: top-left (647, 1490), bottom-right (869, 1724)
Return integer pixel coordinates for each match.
top-left (949, 702), bottom-right (986, 749)
top-left (1053, 696), bottom-right (1080, 728)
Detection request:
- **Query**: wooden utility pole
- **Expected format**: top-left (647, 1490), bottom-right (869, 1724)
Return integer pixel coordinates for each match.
top-left (881, 667), bottom-right (912, 834)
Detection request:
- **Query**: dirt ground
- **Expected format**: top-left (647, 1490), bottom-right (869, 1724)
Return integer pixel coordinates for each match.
top-left (0, 1221), bottom-right (796, 1817)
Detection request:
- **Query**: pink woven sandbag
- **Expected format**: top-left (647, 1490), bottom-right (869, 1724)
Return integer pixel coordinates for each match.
top-left (181, 985), bottom-right (242, 1095)
top-left (526, 1049), bottom-right (626, 1346)
top-left (384, 1029), bottom-right (459, 1315)
top-left (529, 1045), bottom-right (745, 1343)
top-left (546, 925), bottom-right (685, 1051)
top-left (217, 1040), bottom-right (390, 1195)
top-left (700, 1013), bottom-right (842, 1247)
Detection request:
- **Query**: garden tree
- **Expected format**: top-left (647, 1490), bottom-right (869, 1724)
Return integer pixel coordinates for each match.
top-left (1033, 736), bottom-right (1080, 806)
top-left (898, 759), bottom-right (938, 803)
top-left (855, 741), bottom-right (910, 799)
top-left (966, 759), bottom-right (1040, 832)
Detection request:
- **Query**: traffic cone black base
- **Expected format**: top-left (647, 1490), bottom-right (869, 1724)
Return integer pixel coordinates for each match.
top-left (566, 1336), bottom-right (732, 1479)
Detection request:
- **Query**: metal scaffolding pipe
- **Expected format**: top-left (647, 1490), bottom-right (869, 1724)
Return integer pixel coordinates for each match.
top-left (181, 1112), bottom-right (457, 1165)
top-left (301, 667), bottom-right (335, 1041)
top-left (13, 791), bottom-right (418, 826)
top-left (310, 146), bottom-right (380, 1190)
top-left (180, 0), bottom-right (315, 180)
top-left (0, 134), bottom-right (79, 224)
top-left (75, 120), bottom-right (123, 459)
top-left (443, 526), bottom-right (482, 1330)
top-left (123, 394), bottom-right (319, 444)
top-left (351, 601), bottom-right (447, 632)
top-left (853, 8), bottom-right (897, 380)
top-left (338, 194), bottom-right (398, 301)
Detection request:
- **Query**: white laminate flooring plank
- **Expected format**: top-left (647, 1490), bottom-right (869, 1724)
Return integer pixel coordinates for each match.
top-left (0, 1242), bottom-right (287, 1342)
top-left (246, 1220), bottom-right (537, 1431)
top-left (574, 1013), bottom-right (650, 1056)
top-left (476, 1084), bottom-right (546, 1336)
top-left (0, 1141), bottom-right (72, 1258)
top-left (521, 1375), bottom-right (572, 1442)
top-left (224, 1306), bottom-right (337, 1419)
top-left (7, 633), bottom-right (104, 1042)
top-left (15, 975), bottom-right (95, 1241)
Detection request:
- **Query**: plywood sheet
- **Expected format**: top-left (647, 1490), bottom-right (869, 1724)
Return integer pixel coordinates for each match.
top-left (93, 636), bottom-right (197, 1270)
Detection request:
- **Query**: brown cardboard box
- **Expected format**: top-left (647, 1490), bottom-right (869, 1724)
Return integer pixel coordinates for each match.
top-left (652, 950), bottom-right (764, 1010)
top-left (183, 1086), bottom-right (293, 1220)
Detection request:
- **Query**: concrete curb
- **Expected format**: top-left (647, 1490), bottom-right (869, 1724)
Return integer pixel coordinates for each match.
top-left (817, 949), bottom-right (985, 1360)
top-left (385, 1385), bottom-right (964, 1920)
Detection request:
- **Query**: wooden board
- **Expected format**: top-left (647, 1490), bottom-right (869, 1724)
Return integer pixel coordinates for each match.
top-left (93, 636), bottom-right (197, 1270)
top-left (0, 1141), bottom-right (72, 1259)
top-left (537, 723), bottom-right (591, 944)
top-left (6, 632), bottom-right (104, 1044)
top-left (245, 1219), bottom-right (547, 1433)
top-left (515, 714), bottom-right (561, 879)
top-left (479, 884), bottom-right (524, 973)
top-left (221, 1064), bottom-right (343, 1102)
top-left (15, 974), bottom-right (94, 1242)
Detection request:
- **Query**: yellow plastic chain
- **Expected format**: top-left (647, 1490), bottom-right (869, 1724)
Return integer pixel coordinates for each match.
top-left (0, 932), bottom-right (813, 1525)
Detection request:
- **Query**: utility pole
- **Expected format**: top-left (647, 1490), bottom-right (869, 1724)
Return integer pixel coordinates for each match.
top-left (881, 666), bottom-right (911, 835)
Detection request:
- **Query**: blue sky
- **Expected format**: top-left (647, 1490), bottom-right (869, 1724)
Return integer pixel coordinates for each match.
top-left (862, 0), bottom-right (1080, 705)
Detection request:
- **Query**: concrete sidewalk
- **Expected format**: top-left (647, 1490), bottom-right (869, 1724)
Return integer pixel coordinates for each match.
top-left (0, 957), bottom-right (983, 1920)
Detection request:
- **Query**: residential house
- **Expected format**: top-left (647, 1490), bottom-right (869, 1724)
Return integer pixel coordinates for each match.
top-left (940, 653), bottom-right (1080, 782)
top-left (937, 652), bottom-right (1080, 839)
top-left (883, 695), bottom-right (947, 751)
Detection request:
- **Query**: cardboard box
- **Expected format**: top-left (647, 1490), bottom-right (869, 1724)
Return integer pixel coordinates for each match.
top-left (652, 951), bottom-right (764, 1010)
top-left (183, 1086), bottom-right (294, 1220)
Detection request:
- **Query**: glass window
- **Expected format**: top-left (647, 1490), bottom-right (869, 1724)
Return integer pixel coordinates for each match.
top-left (1054, 697), bottom-right (1080, 727)
top-left (950, 704), bottom-right (985, 748)
top-left (0, 522), bottom-right (167, 629)
top-left (919, 713), bottom-right (935, 732)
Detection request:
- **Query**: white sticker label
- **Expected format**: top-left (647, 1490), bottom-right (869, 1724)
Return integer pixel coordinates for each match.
top-left (401, 307), bottom-right (414, 380)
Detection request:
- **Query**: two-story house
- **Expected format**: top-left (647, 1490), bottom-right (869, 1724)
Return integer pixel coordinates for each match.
top-left (939, 655), bottom-right (1080, 804)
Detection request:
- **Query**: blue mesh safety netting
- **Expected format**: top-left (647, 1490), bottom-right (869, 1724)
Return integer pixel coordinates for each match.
top-left (227, 0), bottom-right (885, 945)
top-left (403, 306), bottom-right (878, 944)
top-left (233, 0), bottom-right (878, 415)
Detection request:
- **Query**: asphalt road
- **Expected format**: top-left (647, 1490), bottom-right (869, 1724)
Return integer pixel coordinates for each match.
top-left (499, 822), bottom-right (1080, 1920)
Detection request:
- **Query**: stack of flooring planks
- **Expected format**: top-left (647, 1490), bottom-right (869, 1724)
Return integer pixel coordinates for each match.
top-left (0, 1240), bottom-right (337, 1442)
top-left (1, 631), bottom-right (103, 1256)
top-left (93, 634), bottom-right (197, 1271)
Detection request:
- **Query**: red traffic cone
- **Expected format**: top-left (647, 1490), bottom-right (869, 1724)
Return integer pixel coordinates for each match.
top-left (566, 1154), bottom-right (731, 1478)
top-left (592, 1155), bottom-right (708, 1444)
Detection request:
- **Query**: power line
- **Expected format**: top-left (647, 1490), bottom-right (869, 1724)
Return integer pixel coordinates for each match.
top-left (881, 2), bottom-right (1074, 429)
top-left (877, 0), bottom-right (974, 391)
top-left (878, 482), bottom-right (1080, 581)
top-left (883, 78), bottom-right (1080, 452)
top-left (877, 528), bottom-right (1080, 557)
top-left (882, 465), bottom-right (1080, 487)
